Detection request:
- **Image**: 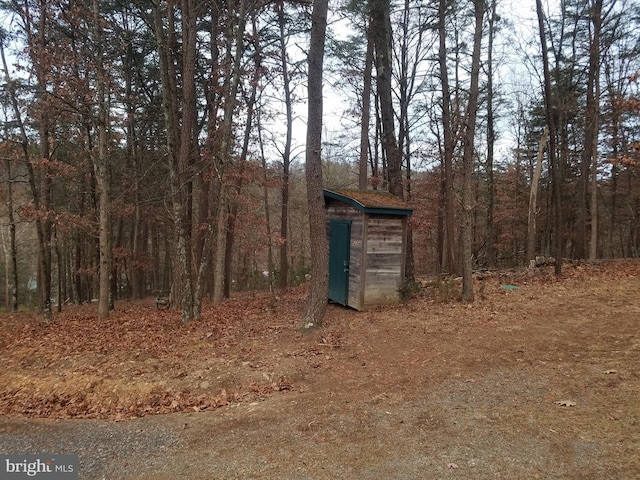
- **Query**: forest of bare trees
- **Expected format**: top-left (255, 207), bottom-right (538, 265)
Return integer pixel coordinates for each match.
top-left (1, 0), bottom-right (639, 321)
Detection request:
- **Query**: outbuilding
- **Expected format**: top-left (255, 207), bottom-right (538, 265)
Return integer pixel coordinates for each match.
top-left (324, 189), bottom-right (413, 311)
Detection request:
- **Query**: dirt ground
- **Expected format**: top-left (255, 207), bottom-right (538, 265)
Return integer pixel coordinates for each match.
top-left (1, 260), bottom-right (639, 479)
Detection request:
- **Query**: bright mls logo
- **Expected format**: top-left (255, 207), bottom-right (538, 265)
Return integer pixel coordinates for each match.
top-left (0, 455), bottom-right (78, 479)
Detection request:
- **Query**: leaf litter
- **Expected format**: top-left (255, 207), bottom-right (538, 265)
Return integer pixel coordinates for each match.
top-left (1, 260), bottom-right (640, 478)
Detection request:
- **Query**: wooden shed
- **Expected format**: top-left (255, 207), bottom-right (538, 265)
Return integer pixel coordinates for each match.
top-left (324, 189), bottom-right (413, 311)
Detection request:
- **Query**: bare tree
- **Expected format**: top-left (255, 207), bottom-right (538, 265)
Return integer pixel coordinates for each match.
top-left (359, 28), bottom-right (374, 191)
top-left (0, 5), bottom-right (54, 318)
top-left (438, 0), bottom-right (457, 274)
top-left (1, 38), bottom-right (21, 313)
top-left (222, 12), bottom-right (263, 299)
top-left (300, 0), bottom-right (330, 331)
top-left (485, 0), bottom-right (498, 268)
top-left (370, 0), bottom-right (403, 199)
top-left (92, 0), bottom-right (113, 319)
top-left (536, 0), bottom-right (563, 276)
top-left (460, 0), bottom-right (484, 303)
top-left (587, 0), bottom-right (603, 261)
top-left (151, 0), bottom-right (195, 322)
top-left (527, 126), bottom-right (548, 265)
top-left (277, 1), bottom-right (294, 288)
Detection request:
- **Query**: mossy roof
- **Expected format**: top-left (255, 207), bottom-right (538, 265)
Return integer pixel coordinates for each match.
top-left (324, 189), bottom-right (413, 216)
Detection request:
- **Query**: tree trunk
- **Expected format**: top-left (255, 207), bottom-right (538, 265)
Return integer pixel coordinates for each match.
top-left (223, 14), bottom-right (261, 298)
top-left (359, 26), bottom-right (374, 191)
top-left (485, 0), bottom-right (497, 268)
top-left (3, 158), bottom-right (19, 312)
top-left (194, 177), bottom-right (224, 319)
top-left (371, 0), bottom-right (403, 199)
top-left (397, 0), bottom-right (419, 283)
top-left (604, 61), bottom-right (619, 258)
top-left (54, 230), bottom-right (63, 312)
top-left (588, 0), bottom-right (602, 262)
top-left (277, 1), bottom-right (293, 288)
top-left (438, 0), bottom-right (457, 275)
top-left (207, 0), bottom-right (247, 306)
top-left (95, 137), bottom-right (111, 318)
top-left (536, 0), bottom-right (563, 276)
top-left (123, 37), bottom-right (143, 301)
top-left (258, 110), bottom-right (275, 291)
top-left (300, 0), bottom-right (329, 332)
top-left (2, 15), bottom-right (52, 318)
top-left (575, 0), bottom-right (603, 260)
top-left (74, 205), bottom-right (83, 304)
top-left (589, 114), bottom-right (599, 261)
top-left (152, 0), bottom-right (196, 323)
top-left (460, 0), bottom-right (484, 303)
top-left (527, 127), bottom-right (548, 265)
top-left (212, 192), bottom-right (227, 305)
top-left (92, 0), bottom-right (112, 319)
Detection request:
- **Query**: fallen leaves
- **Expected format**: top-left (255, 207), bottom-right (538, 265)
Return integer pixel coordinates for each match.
top-left (0, 292), bottom-right (307, 420)
top-left (0, 383), bottom-right (250, 419)
top-left (1, 259), bottom-right (639, 422)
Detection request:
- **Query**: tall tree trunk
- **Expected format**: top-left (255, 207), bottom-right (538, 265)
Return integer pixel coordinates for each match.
top-left (54, 229), bottom-right (62, 312)
top-left (398, 0), bottom-right (417, 283)
top-left (588, 0), bottom-right (603, 262)
top-left (371, 0), bottom-right (403, 199)
top-left (37, 8), bottom-right (53, 321)
top-left (438, 0), bottom-right (457, 274)
top-left (359, 24), bottom-right (374, 191)
top-left (300, 0), bottom-right (329, 332)
top-left (2, 13), bottom-right (52, 318)
top-left (92, 0), bottom-right (112, 319)
top-left (604, 61), bottom-right (619, 258)
top-left (152, 0), bottom-right (194, 321)
top-left (1, 42), bottom-right (19, 312)
top-left (74, 173), bottom-right (86, 304)
top-left (371, 104), bottom-right (381, 189)
top-left (2, 157), bottom-right (19, 312)
top-left (211, 192), bottom-right (227, 305)
top-left (208, 0), bottom-right (247, 306)
top-left (527, 127), bottom-right (548, 264)
top-left (123, 37), bottom-right (142, 300)
top-left (460, 0), bottom-right (484, 303)
top-left (576, 0), bottom-right (603, 260)
top-left (258, 110), bottom-right (275, 291)
top-left (222, 13), bottom-right (262, 299)
top-left (22, 2), bottom-right (54, 320)
top-left (37, 125), bottom-right (53, 318)
top-left (536, 0), bottom-right (563, 276)
top-left (485, 0), bottom-right (497, 268)
top-left (589, 112), bottom-right (599, 261)
top-left (278, 1), bottom-right (293, 288)
top-left (193, 179), bottom-right (223, 319)
top-left (177, 0), bottom-right (198, 321)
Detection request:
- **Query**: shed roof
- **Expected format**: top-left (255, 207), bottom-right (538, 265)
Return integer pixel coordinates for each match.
top-left (324, 189), bottom-right (413, 216)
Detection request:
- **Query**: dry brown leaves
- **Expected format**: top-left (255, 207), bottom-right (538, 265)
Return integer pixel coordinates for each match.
top-left (0, 288), bottom-right (308, 419)
top-left (1, 259), bottom-right (638, 420)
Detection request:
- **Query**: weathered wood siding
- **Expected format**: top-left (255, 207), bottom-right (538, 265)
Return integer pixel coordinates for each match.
top-left (326, 201), bottom-right (364, 309)
top-left (363, 215), bottom-right (405, 308)
top-left (326, 196), bottom-right (408, 311)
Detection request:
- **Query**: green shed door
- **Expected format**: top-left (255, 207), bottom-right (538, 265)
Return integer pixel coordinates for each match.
top-left (328, 219), bottom-right (351, 306)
